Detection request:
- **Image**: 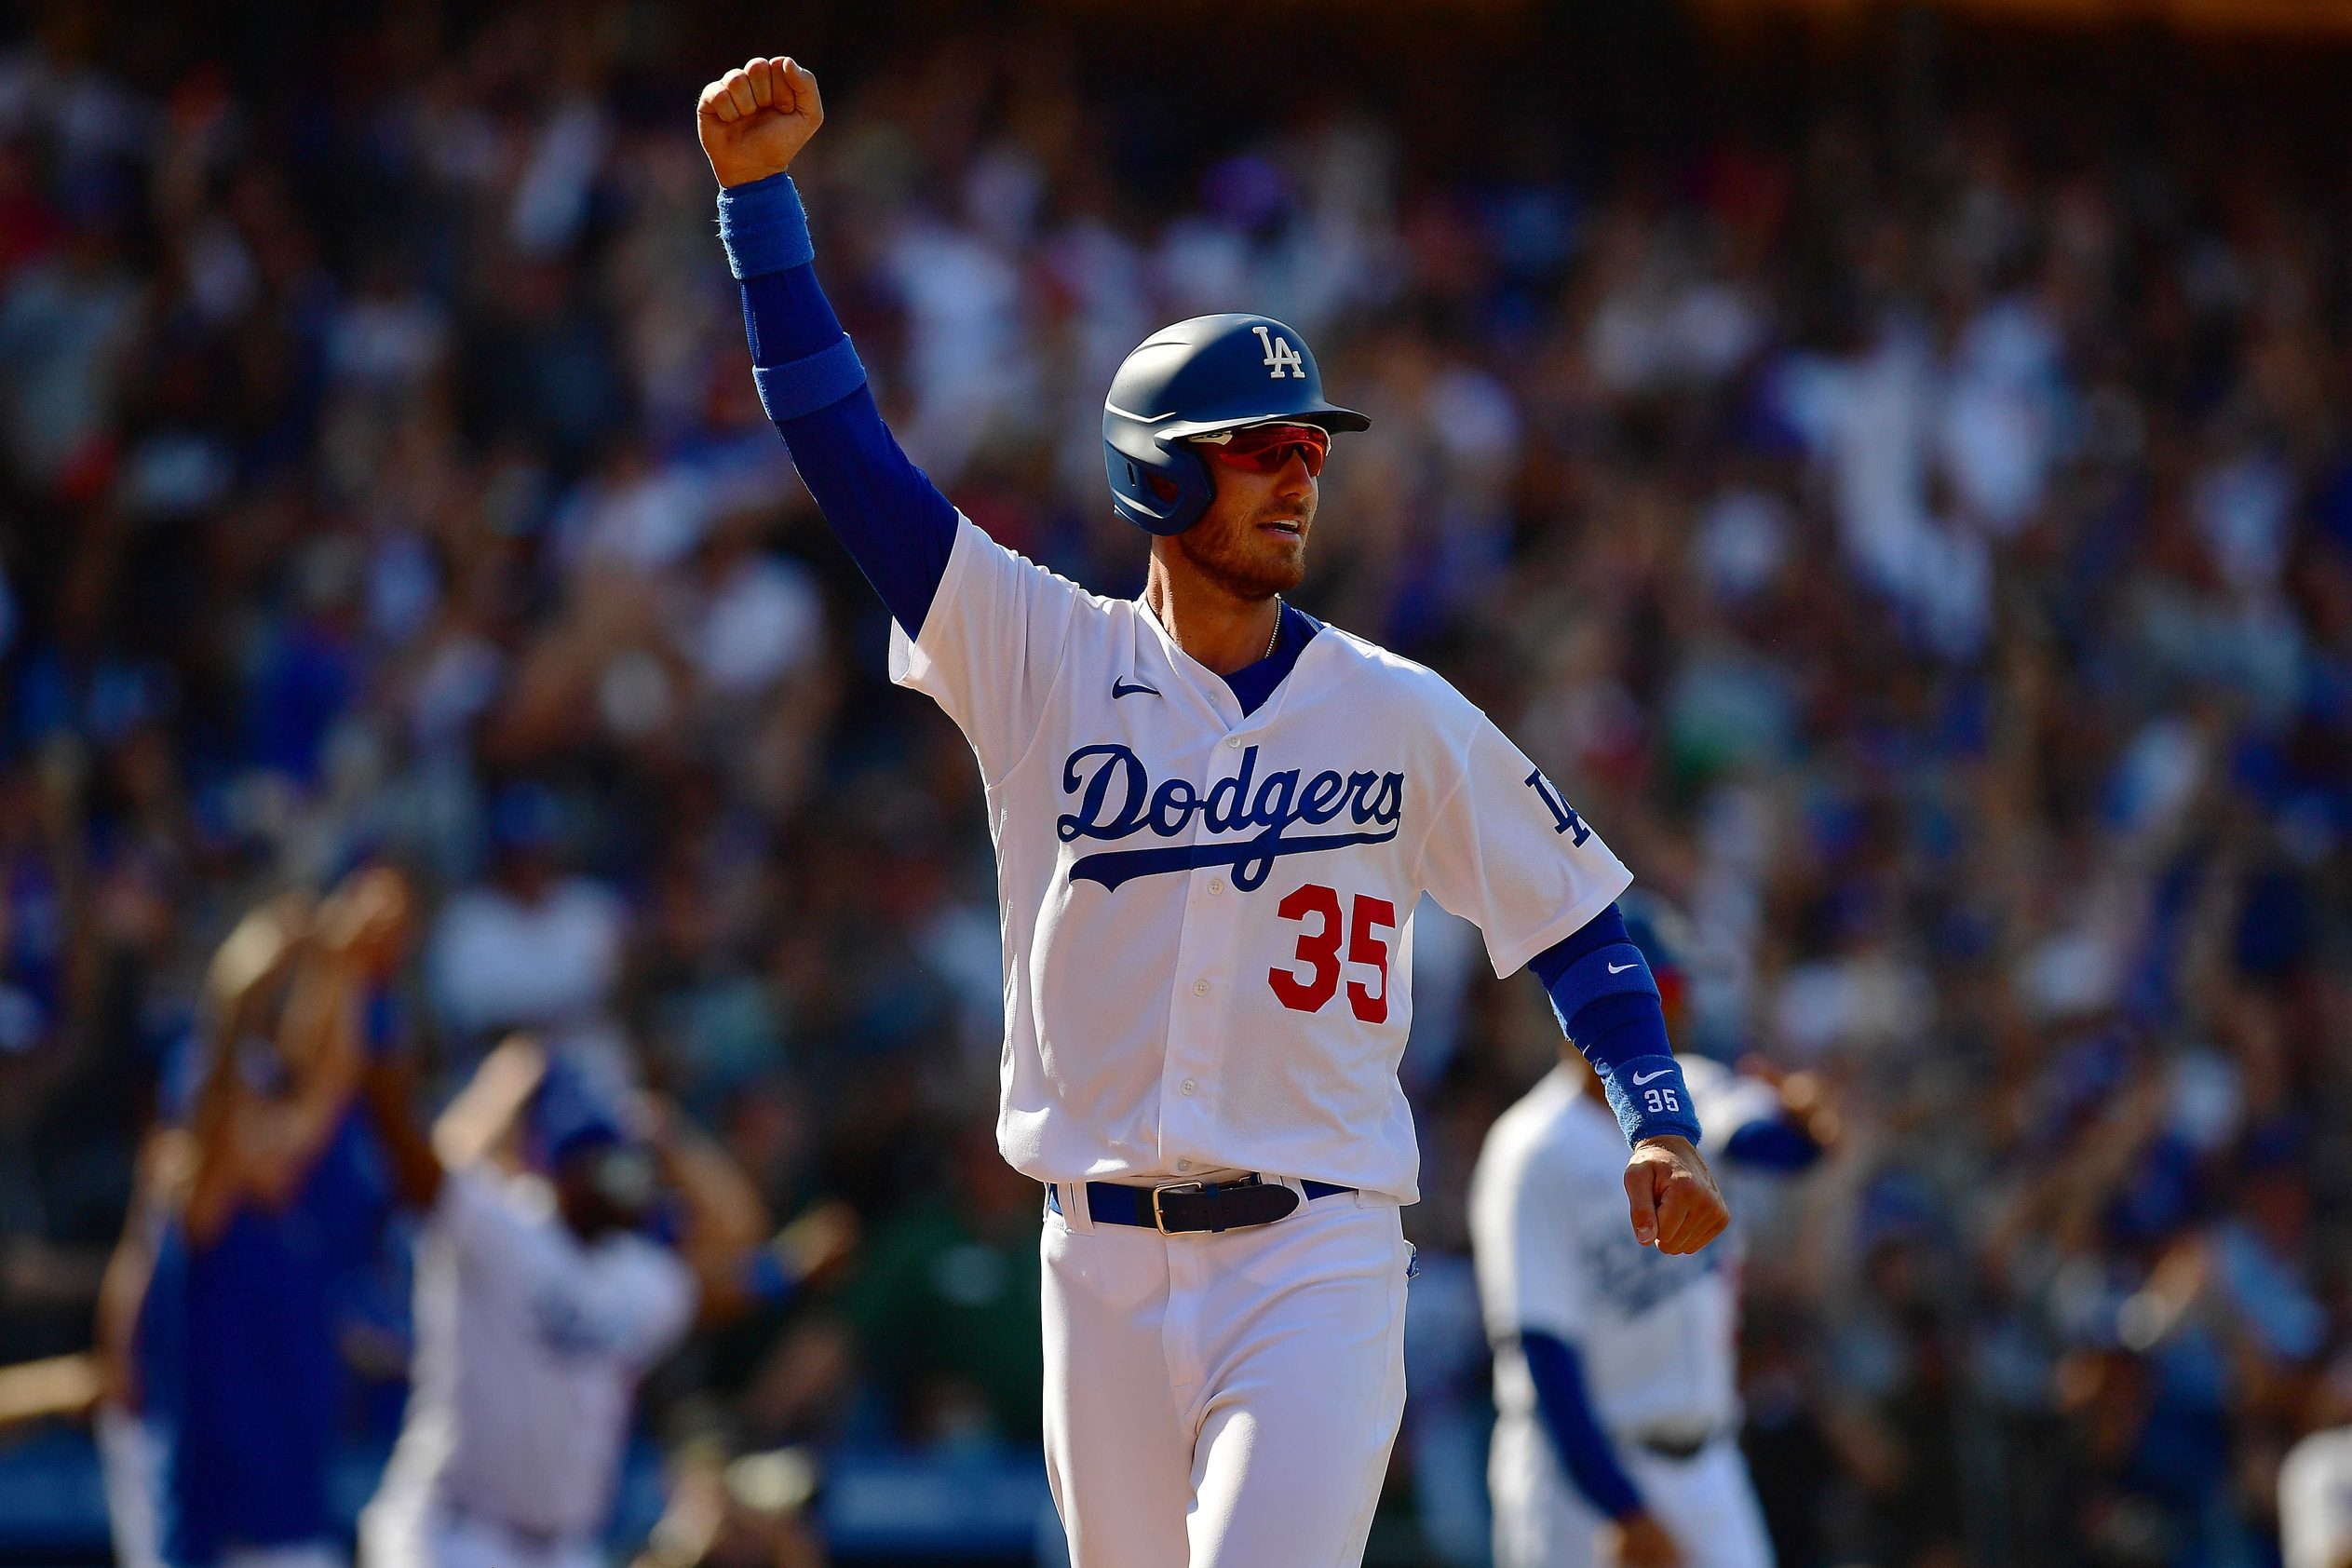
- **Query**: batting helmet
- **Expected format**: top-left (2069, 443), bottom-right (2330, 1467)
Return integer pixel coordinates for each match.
top-left (1102, 314), bottom-right (1369, 535)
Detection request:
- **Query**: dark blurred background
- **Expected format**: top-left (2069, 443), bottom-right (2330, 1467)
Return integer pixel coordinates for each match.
top-left (1, 0), bottom-right (2350, 1563)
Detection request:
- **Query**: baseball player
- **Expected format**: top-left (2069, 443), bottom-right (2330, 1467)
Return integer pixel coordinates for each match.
top-left (2281, 1410), bottom-right (2352, 1568)
top-left (356, 1037), bottom-right (843, 1568)
top-left (94, 870), bottom-right (412, 1568)
top-left (696, 54), bottom-right (1730, 1567)
top-left (1471, 902), bottom-right (1826, 1568)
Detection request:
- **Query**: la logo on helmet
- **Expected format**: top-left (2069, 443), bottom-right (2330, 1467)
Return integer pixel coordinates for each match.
top-left (1252, 325), bottom-right (1306, 380)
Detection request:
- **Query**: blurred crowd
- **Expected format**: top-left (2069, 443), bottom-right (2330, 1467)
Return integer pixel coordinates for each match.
top-left (0, 4), bottom-right (2348, 1566)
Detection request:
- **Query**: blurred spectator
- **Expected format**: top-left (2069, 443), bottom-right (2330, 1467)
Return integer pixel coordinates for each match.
top-left (426, 783), bottom-right (629, 1089)
top-left (834, 1124), bottom-right (1040, 1448)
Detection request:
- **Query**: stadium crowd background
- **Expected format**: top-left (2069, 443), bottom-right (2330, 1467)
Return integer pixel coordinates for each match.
top-left (0, 1), bottom-right (2349, 1564)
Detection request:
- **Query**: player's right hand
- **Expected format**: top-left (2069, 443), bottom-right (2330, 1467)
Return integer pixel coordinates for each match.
top-left (1604, 1512), bottom-right (1684, 1568)
top-left (697, 57), bottom-right (823, 189)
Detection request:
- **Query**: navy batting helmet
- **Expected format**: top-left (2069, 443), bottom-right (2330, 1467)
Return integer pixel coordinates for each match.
top-left (1102, 314), bottom-right (1369, 535)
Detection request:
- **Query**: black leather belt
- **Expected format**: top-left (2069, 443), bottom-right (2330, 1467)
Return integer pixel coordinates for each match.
top-left (1050, 1175), bottom-right (1354, 1234)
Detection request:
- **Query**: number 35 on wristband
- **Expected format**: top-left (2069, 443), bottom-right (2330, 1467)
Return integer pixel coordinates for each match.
top-left (1268, 884), bottom-right (1394, 1021)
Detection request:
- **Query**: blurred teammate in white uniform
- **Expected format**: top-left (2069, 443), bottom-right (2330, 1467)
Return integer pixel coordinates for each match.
top-left (1472, 903), bottom-right (1826, 1568)
top-left (2280, 1392), bottom-right (2352, 1568)
top-left (358, 1040), bottom-right (842, 1568)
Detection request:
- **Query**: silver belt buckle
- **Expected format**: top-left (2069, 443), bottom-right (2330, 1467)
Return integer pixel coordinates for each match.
top-left (1151, 1181), bottom-right (1207, 1234)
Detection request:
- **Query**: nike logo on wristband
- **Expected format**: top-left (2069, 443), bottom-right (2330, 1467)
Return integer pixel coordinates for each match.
top-left (1607, 960), bottom-right (1638, 974)
top-left (1630, 1068), bottom-right (1671, 1086)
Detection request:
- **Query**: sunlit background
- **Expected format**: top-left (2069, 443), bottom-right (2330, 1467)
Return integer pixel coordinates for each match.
top-left (1, 1), bottom-right (2350, 1563)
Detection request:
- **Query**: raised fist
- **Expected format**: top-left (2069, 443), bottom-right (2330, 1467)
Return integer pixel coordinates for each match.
top-left (697, 56), bottom-right (823, 189)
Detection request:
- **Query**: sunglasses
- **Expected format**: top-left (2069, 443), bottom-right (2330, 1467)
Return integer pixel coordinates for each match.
top-left (1193, 423), bottom-right (1331, 478)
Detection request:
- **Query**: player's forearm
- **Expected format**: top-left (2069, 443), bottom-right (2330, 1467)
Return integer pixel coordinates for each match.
top-left (1519, 1330), bottom-right (1648, 1521)
top-left (721, 174), bottom-right (955, 632)
top-left (659, 1127), bottom-right (770, 1280)
top-left (647, 1116), bottom-right (781, 1327)
top-left (431, 1035), bottom-right (546, 1172)
top-left (360, 1049), bottom-right (445, 1210)
top-left (275, 955), bottom-right (365, 1137)
top-left (226, 953), bottom-right (366, 1213)
top-left (92, 1141), bottom-right (170, 1406)
top-left (1531, 904), bottom-right (1702, 1148)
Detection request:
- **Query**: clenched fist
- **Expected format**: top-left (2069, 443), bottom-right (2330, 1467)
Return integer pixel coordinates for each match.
top-left (697, 56), bottom-right (823, 189)
top-left (1623, 1135), bottom-right (1730, 1254)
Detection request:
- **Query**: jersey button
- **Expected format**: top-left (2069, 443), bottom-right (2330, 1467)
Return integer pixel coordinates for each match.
top-left (1208, 876), bottom-right (1224, 895)
top-left (1225, 736), bottom-right (1241, 748)
top-left (1181, 1078), bottom-right (1196, 1096)
top-left (1192, 979), bottom-right (1210, 996)
top-left (1176, 1159), bottom-right (1193, 1172)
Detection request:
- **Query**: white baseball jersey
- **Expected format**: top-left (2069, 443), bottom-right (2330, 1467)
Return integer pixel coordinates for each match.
top-left (1472, 1061), bottom-right (1752, 1440)
top-left (2280, 1426), bottom-right (2352, 1568)
top-left (891, 515), bottom-right (1633, 1201)
top-left (366, 1169), bottom-right (696, 1549)
top-left (1471, 1058), bottom-right (1778, 1568)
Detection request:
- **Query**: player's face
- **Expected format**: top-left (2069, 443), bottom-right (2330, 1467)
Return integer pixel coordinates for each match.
top-left (1174, 428), bottom-right (1323, 602)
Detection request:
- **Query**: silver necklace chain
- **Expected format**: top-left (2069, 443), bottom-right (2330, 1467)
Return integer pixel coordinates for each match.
top-left (1142, 594), bottom-right (1281, 664)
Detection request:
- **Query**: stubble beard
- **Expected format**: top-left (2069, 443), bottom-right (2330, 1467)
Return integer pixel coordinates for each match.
top-left (1174, 497), bottom-right (1311, 602)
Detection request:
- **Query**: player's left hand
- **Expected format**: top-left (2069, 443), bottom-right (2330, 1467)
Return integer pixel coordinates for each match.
top-left (1623, 1136), bottom-right (1729, 1254)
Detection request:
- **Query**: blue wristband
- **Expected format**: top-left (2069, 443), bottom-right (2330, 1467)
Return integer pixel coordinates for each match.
top-left (752, 336), bottom-right (868, 423)
top-left (1603, 1055), bottom-right (1702, 1146)
top-left (716, 173), bottom-right (817, 280)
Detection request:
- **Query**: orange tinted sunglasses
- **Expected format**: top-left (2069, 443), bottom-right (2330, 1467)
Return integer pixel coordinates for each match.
top-left (1195, 423), bottom-right (1330, 477)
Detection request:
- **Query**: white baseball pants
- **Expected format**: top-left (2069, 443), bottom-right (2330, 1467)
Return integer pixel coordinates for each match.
top-left (1041, 1183), bottom-right (1412, 1568)
top-left (1490, 1414), bottom-right (1775, 1568)
top-left (360, 1488), bottom-right (599, 1568)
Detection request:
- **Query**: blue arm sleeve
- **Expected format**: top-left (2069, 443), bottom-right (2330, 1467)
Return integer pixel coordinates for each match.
top-left (1531, 904), bottom-right (1703, 1147)
top-left (1520, 1330), bottom-right (1646, 1520)
top-left (721, 175), bottom-right (956, 633)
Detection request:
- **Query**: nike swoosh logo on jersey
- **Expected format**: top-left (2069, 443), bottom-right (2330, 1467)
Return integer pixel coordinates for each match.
top-left (1112, 678), bottom-right (1160, 699)
top-left (1630, 1067), bottom-right (1671, 1085)
top-left (1607, 960), bottom-right (1638, 973)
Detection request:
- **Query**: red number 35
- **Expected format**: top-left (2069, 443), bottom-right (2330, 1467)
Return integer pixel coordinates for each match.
top-left (1268, 884), bottom-right (1397, 1022)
